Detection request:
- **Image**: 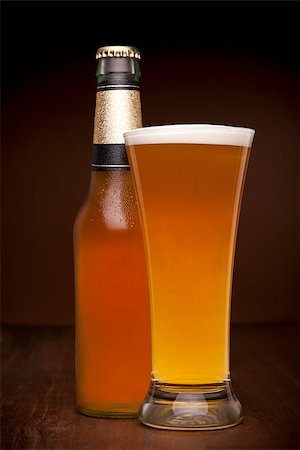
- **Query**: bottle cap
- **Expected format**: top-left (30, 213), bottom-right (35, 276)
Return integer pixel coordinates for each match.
top-left (96, 45), bottom-right (141, 60)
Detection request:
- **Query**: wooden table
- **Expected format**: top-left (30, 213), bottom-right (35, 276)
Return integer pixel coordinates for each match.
top-left (2, 324), bottom-right (299, 449)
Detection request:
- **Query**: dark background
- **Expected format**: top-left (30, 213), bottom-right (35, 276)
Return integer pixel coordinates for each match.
top-left (1, 1), bottom-right (299, 325)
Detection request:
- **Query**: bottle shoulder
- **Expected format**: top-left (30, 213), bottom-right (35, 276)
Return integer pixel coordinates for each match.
top-left (74, 170), bottom-right (140, 234)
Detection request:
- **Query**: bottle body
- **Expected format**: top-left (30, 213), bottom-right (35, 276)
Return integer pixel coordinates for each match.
top-left (74, 47), bottom-right (151, 417)
top-left (74, 171), bottom-right (151, 416)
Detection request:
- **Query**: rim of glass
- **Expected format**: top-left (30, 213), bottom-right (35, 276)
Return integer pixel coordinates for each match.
top-left (124, 123), bottom-right (255, 137)
top-left (124, 124), bottom-right (255, 147)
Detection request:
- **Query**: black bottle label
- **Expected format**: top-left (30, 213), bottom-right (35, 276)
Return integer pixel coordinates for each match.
top-left (91, 144), bottom-right (130, 171)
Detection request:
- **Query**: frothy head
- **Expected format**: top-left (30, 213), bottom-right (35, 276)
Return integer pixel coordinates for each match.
top-left (124, 124), bottom-right (255, 147)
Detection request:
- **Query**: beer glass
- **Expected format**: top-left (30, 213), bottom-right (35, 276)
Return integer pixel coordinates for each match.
top-left (124, 124), bottom-right (255, 430)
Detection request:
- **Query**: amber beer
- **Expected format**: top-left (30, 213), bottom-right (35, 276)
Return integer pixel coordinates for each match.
top-left (125, 124), bottom-right (255, 430)
top-left (74, 46), bottom-right (151, 417)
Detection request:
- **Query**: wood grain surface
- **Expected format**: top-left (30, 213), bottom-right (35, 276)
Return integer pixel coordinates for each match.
top-left (1, 324), bottom-right (299, 450)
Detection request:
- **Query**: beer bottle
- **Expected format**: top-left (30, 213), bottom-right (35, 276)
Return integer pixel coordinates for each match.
top-left (74, 45), bottom-right (151, 417)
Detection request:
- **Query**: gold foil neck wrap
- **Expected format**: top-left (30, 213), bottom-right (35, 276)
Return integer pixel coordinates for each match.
top-left (96, 45), bottom-right (141, 60)
top-left (93, 89), bottom-right (142, 144)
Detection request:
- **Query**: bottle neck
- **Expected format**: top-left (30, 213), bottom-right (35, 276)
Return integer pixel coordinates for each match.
top-left (93, 85), bottom-right (142, 145)
top-left (91, 57), bottom-right (142, 171)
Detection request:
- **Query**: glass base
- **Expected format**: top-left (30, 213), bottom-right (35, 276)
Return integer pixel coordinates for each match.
top-left (139, 380), bottom-right (243, 430)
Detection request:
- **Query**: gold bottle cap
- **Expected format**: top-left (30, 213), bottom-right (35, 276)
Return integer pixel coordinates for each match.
top-left (96, 45), bottom-right (141, 60)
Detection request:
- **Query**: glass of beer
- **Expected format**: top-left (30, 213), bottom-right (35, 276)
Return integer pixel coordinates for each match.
top-left (124, 124), bottom-right (255, 430)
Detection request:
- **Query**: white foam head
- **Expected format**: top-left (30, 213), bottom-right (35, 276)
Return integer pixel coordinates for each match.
top-left (124, 124), bottom-right (255, 147)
